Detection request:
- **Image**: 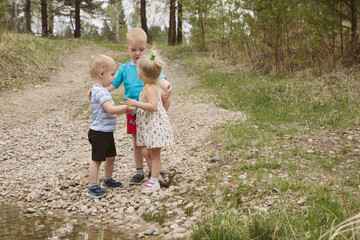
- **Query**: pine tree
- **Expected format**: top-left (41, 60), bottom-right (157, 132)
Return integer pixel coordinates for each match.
top-left (140, 0), bottom-right (148, 37)
top-left (25, 0), bottom-right (31, 33)
top-left (41, 0), bottom-right (48, 36)
top-left (176, 0), bottom-right (183, 44)
top-left (168, 0), bottom-right (176, 46)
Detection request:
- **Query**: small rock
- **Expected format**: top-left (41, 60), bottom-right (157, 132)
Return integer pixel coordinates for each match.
top-left (297, 197), bottom-right (307, 205)
top-left (173, 227), bottom-right (187, 233)
top-left (35, 224), bottom-right (46, 231)
top-left (46, 211), bottom-right (54, 218)
top-left (272, 188), bottom-right (280, 194)
top-left (144, 226), bottom-right (158, 235)
top-left (184, 202), bottom-right (194, 209)
top-left (163, 226), bottom-right (171, 234)
top-left (210, 156), bottom-right (220, 163)
top-left (126, 206), bottom-right (135, 214)
top-left (239, 173), bottom-right (247, 180)
top-left (215, 197), bottom-right (223, 204)
top-left (173, 233), bottom-right (186, 238)
top-left (25, 208), bottom-right (36, 213)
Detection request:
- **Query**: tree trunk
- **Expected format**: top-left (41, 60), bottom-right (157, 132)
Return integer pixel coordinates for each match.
top-left (332, 3), bottom-right (336, 68)
top-left (168, 0), bottom-right (176, 46)
top-left (41, 0), bottom-right (48, 37)
top-left (199, 1), bottom-right (206, 50)
top-left (176, 0), bottom-right (183, 44)
top-left (25, 0), bottom-right (31, 33)
top-left (220, 3), bottom-right (225, 56)
top-left (12, 0), bottom-right (18, 32)
top-left (340, 0), bottom-right (343, 56)
top-left (349, 0), bottom-right (359, 60)
top-left (48, 0), bottom-right (54, 36)
top-left (74, 0), bottom-right (81, 38)
top-left (140, 0), bottom-right (148, 38)
top-left (349, 0), bottom-right (358, 46)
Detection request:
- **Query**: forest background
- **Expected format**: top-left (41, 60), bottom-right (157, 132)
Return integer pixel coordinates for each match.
top-left (1, 0), bottom-right (359, 75)
top-left (1, 0), bottom-right (360, 239)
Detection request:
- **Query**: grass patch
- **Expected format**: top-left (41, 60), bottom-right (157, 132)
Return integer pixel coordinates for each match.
top-left (191, 210), bottom-right (248, 239)
top-left (0, 32), bottom-right (79, 92)
top-left (164, 45), bottom-right (360, 239)
top-left (165, 46), bottom-right (360, 130)
top-left (191, 184), bottom-right (360, 239)
top-left (74, 101), bottom-right (91, 118)
top-left (141, 208), bottom-right (176, 225)
top-left (240, 162), bottom-right (282, 171)
top-left (196, 72), bottom-right (360, 129)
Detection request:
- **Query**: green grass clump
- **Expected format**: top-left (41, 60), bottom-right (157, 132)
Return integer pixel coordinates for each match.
top-left (191, 211), bottom-right (248, 240)
top-left (0, 32), bottom-right (79, 92)
top-left (141, 208), bottom-right (175, 225)
top-left (191, 184), bottom-right (360, 239)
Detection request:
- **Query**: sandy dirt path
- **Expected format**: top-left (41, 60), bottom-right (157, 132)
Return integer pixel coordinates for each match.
top-left (0, 43), bottom-right (245, 239)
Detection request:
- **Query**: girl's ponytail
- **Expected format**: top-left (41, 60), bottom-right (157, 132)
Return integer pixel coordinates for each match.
top-left (138, 50), bottom-right (162, 81)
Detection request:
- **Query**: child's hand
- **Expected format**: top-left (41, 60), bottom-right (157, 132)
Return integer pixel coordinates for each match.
top-left (87, 89), bottom-right (92, 100)
top-left (125, 98), bottom-right (138, 107)
top-left (125, 105), bottom-right (137, 115)
top-left (164, 85), bottom-right (172, 99)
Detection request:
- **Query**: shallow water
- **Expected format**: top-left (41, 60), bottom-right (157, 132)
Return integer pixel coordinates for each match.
top-left (0, 205), bottom-right (129, 240)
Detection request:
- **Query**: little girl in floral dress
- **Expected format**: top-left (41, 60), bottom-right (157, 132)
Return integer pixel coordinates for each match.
top-left (125, 52), bottom-right (175, 193)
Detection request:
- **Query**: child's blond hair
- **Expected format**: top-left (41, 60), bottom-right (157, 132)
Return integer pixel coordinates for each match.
top-left (137, 51), bottom-right (162, 82)
top-left (88, 54), bottom-right (116, 79)
top-left (126, 27), bottom-right (147, 45)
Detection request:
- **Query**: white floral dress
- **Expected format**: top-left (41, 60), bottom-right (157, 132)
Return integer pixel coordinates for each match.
top-left (136, 85), bottom-right (175, 148)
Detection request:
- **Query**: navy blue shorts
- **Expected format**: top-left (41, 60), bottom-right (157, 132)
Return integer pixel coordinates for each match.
top-left (88, 129), bottom-right (116, 162)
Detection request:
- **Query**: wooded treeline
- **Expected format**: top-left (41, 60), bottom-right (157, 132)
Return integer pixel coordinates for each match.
top-left (182, 0), bottom-right (360, 73)
top-left (1, 0), bottom-right (359, 74)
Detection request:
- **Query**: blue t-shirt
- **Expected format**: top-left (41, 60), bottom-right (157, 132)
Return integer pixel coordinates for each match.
top-left (113, 62), bottom-right (166, 101)
top-left (90, 84), bottom-right (117, 132)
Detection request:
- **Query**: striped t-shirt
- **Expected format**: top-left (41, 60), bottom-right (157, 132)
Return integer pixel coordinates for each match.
top-left (90, 84), bottom-right (117, 132)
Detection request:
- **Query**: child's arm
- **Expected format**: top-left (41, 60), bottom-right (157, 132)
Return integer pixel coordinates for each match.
top-left (103, 102), bottom-right (135, 115)
top-left (158, 78), bottom-right (171, 111)
top-left (162, 85), bottom-right (171, 111)
top-left (158, 78), bottom-right (172, 99)
top-left (125, 87), bottom-right (158, 113)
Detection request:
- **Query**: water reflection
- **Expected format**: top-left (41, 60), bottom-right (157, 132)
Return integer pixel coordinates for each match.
top-left (0, 205), bottom-right (129, 240)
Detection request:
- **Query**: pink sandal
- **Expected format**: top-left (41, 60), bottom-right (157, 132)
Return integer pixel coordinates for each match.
top-left (141, 180), bottom-right (160, 194)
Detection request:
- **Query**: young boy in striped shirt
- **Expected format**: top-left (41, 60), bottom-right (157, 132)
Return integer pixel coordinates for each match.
top-left (87, 54), bottom-right (135, 198)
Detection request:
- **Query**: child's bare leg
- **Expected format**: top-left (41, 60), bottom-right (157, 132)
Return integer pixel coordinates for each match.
top-left (141, 148), bottom-right (162, 193)
top-left (142, 147), bottom-right (152, 171)
top-left (150, 148), bottom-right (161, 179)
top-left (104, 156), bottom-right (115, 178)
top-left (132, 133), bottom-right (144, 169)
top-left (89, 161), bottom-right (102, 185)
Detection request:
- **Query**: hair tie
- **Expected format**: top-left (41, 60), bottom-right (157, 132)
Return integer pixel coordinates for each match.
top-left (149, 55), bottom-right (155, 60)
